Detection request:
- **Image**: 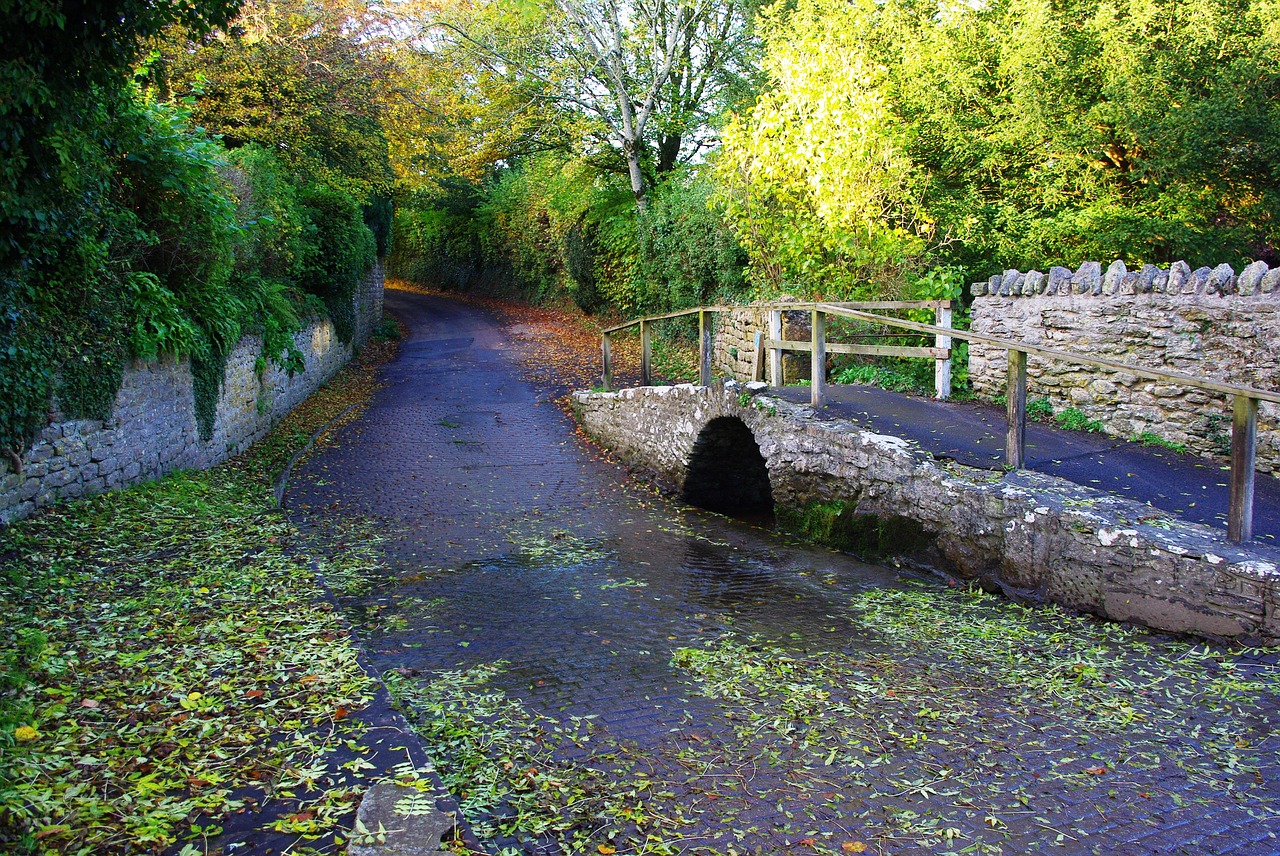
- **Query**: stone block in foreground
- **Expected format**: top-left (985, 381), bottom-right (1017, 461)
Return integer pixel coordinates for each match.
top-left (348, 781), bottom-right (454, 856)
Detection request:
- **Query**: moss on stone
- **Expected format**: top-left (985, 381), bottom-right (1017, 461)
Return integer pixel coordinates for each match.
top-left (776, 500), bottom-right (931, 558)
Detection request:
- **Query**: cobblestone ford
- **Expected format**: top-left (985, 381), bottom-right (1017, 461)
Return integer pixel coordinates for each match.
top-left (289, 290), bottom-right (1280, 856)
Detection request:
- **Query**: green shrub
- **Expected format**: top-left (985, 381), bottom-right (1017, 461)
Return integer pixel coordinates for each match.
top-left (1132, 431), bottom-right (1188, 454)
top-left (1027, 397), bottom-right (1054, 421)
top-left (1055, 407), bottom-right (1104, 433)
top-left (298, 184), bottom-right (377, 344)
top-left (636, 172), bottom-right (749, 311)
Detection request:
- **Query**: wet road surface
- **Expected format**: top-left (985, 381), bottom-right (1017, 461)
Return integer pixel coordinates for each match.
top-left (287, 290), bottom-right (1280, 856)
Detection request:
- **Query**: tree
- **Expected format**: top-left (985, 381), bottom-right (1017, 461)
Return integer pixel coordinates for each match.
top-left (713, 0), bottom-right (927, 297)
top-left (402, 0), bottom-right (756, 207)
top-left (715, 0), bottom-right (1280, 294)
top-left (157, 0), bottom-right (395, 201)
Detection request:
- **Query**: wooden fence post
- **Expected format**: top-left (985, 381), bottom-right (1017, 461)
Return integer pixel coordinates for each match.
top-left (640, 320), bottom-right (652, 386)
top-left (601, 333), bottom-right (613, 392)
top-left (935, 301), bottom-right (953, 400)
top-left (811, 309), bottom-right (826, 407)
top-left (1228, 394), bottom-right (1258, 542)
top-left (768, 309), bottom-right (783, 387)
top-left (699, 310), bottom-right (713, 387)
top-left (753, 331), bottom-right (766, 382)
top-left (1006, 349), bottom-right (1027, 468)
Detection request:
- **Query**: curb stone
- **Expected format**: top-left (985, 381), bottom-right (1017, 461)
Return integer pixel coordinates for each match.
top-left (349, 781), bottom-right (455, 855)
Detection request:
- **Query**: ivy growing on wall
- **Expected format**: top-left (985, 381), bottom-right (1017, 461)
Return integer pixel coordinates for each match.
top-left (1, 1), bottom-right (387, 452)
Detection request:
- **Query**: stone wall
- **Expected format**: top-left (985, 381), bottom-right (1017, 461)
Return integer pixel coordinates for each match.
top-left (0, 263), bottom-right (384, 525)
top-left (712, 304), bottom-right (811, 383)
top-left (970, 260), bottom-right (1280, 470)
top-left (573, 382), bottom-right (1280, 644)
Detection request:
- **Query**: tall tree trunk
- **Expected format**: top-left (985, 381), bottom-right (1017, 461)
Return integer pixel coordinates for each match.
top-left (657, 133), bottom-right (681, 175)
top-left (624, 137), bottom-right (647, 209)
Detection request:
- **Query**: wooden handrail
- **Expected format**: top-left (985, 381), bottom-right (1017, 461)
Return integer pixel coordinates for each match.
top-left (597, 299), bottom-right (1276, 543)
top-left (602, 306), bottom-right (734, 335)
top-left (814, 304), bottom-right (1280, 406)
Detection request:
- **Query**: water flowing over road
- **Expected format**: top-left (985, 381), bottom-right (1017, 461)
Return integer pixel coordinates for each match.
top-left (287, 289), bottom-right (1280, 856)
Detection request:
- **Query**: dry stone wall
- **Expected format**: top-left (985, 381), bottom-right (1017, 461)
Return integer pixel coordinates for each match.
top-left (712, 304), bottom-right (811, 383)
top-left (573, 382), bottom-right (1280, 644)
top-left (0, 263), bottom-right (384, 525)
top-left (970, 260), bottom-right (1280, 470)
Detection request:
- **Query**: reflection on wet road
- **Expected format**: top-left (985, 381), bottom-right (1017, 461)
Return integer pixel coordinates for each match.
top-left (288, 290), bottom-right (1280, 855)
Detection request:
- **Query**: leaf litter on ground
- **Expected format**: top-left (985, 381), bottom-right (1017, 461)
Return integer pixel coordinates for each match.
top-left (0, 316), bottom-right (451, 855)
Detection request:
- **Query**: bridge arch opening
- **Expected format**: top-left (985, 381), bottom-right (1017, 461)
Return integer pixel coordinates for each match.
top-left (683, 417), bottom-right (774, 517)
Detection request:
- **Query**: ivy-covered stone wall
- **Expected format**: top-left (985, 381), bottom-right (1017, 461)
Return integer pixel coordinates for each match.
top-left (969, 260), bottom-right (1280, 470)
top-left (0, 263), bottom-right (383, 525)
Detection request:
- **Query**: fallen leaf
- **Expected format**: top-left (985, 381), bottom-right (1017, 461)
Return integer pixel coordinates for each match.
top-left (598, 846), bottom-right (616, 855)
top-left (841, 843), bottom-right (868, 853)
top-left (80, 699), bottom-right (100, 709)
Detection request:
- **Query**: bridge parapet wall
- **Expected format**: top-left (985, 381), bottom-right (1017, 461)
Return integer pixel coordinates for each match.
top-left (573, 381), bottom-right (1280, 644)
top-left (970, 260), bottom-right (1280, 470)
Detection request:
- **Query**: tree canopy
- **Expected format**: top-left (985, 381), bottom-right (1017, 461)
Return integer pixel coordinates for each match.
top-left (4, 0), bottom-right (1280, 457)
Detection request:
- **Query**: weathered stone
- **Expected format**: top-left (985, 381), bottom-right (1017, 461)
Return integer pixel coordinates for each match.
top-left (1137, 264), bottom-right (1160, 293)
top-left (1188, 266), bottom-right (1213, 294)
top-left (1073, 261), bottom-right (1102, 294)
top-left (1151, 268), bottom-right (1169, 293)
top-left (348, 781), bottom-right (453, 856)
top-left (574, 384), bottom-right (1280, 644)
top-left (969, 258), bottom-right (1280, 471)
top-left (1118, 271), bottom-right (1140, 295)
top-left (1047, 266), bottom-right (1072, 295)
top-left (989, 273), bottom-right (1003, 294)
top-left (970, 281), bottom-right (987, 297)
top-left (1103, 260), bottom-right (1128, 295)
top-left (0, 264), bottom-right (385, 526)
top-left (1024, 270), bottom-right (1046, 295)
top-left (1206, 263), bottom-right (1236, 295)
top-left (1238, 260), bottom-right (1269, 296)
top-left (1002, 269), bottom-right (1022, 296)
top-left (1261, 268), bottom-right (1280, 294)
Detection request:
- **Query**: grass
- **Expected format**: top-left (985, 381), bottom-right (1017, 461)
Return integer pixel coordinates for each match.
top-left (0, 331), bottom-right (400, 854)
top-left (1132, 431), bottom-right (1188, 454)
top-left (1055, 406), bottom-right (1105, 433)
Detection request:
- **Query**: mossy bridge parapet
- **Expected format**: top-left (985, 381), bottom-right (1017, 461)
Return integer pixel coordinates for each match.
top-left (573, 381), bottom-right (1280, 645)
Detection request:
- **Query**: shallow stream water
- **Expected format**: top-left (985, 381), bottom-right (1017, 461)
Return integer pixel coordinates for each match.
top-left (288, 290), bottom-right (1280, 856)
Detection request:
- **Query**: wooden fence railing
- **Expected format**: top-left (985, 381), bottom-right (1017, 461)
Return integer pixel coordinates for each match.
top-left (600, 301), bottom-right (1279, 544)
top-left (601, 301), bottom-right (954, 397)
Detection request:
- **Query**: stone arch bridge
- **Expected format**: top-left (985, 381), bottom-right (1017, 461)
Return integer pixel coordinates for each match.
top-left (573, 381), bottom-right (1280, 645)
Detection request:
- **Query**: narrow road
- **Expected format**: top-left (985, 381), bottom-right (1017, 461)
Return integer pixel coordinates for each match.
top-left (287, 290), bottom-right (1280, 856)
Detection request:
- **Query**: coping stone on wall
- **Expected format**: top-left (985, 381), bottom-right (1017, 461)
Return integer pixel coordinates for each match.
top-left (968, 258), bottom-right (1280, 471)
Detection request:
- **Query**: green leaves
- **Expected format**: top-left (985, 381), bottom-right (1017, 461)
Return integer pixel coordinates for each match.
top-left (0, 459), bottom-right (376, 851)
